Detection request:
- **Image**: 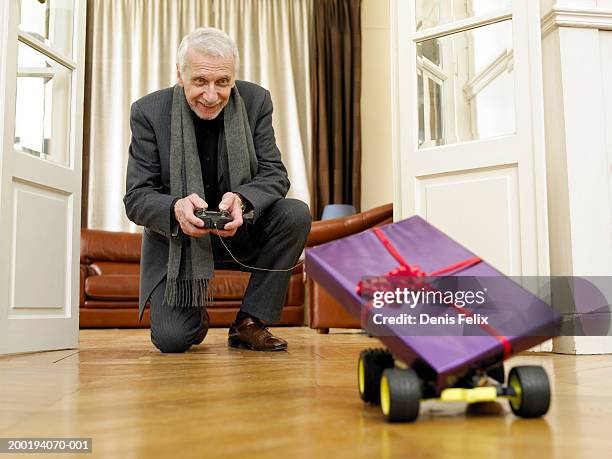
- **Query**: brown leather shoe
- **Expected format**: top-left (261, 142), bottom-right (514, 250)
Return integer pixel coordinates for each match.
top-left (193, 307), bottom-right (210, 345)
top-left (228, 317), bottom-right (288, 351)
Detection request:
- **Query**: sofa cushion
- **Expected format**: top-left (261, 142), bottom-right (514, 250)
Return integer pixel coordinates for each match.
top-left (90, 261), bottom-right (140, 276)
top-left (83, 300), bottom-right (140, 309)
top-left (84, 270), bottom-right (304, 304)
top-left (85, 275), bottom-right (139, 301)
top-left (211, 270), bottom-right (250, 299)
top-left (84, 271), bottom-right (254, 302)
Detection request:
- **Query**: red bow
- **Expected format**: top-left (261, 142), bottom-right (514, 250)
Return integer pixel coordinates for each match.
top-left (356, 228), bottom-right (481, 296)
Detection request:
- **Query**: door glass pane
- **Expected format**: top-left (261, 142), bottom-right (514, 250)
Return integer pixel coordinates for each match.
top-left (418, 72), bottom-right (425, 145)
top-left (19, 0), bottom-right (74, 58)
top-left (428, 78), bottom-right (443, 143)
top-left (416, 20), bottom-right (515, 149)
top-left (416, 0), bottom-right (511, 31)
top-left (14, 42), bottom-right (72, 166)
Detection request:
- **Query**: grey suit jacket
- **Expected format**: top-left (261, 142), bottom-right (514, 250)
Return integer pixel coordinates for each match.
top-left (123, 81), bottom-right (291, 320)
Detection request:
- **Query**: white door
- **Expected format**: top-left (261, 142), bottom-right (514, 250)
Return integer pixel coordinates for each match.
top-left (391, 0), bottom-right (549, 278)
top-left (0, 0), bottom-right (86, 355)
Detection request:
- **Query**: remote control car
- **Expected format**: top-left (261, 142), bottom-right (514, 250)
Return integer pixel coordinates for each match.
top-left (357, 349), bottom-right (550, 422)
top-left (305, 216), bottom-right (560, 423)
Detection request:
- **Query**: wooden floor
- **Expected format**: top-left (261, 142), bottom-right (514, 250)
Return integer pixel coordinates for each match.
top-left (1, 328), bottom-right (611, 459)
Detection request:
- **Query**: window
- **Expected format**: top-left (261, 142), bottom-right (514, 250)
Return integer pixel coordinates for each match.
top-left (14, 0), bottom-right (75, 166)
top-left (415, 5), bottom-right (515, 148)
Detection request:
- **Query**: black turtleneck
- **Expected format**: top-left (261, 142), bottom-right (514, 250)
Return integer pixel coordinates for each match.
top-left (191, 109), bottom-right (222, 210)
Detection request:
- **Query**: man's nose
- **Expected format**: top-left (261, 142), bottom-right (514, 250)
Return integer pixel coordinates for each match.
top-left (202, 84), bottom-right (219, 104)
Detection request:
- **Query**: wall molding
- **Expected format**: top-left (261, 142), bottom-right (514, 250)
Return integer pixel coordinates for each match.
top-left (542, 6), bottom-right (612, 37)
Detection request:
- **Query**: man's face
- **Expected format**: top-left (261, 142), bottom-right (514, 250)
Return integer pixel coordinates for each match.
top-left (177, 48), bottom-right (235, 120)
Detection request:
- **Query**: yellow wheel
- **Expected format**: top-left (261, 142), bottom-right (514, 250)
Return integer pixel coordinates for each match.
top-left (380, 368), bottom-right (421, 422)
top-left (380, 373), bottom-right (391, 417)
top-left (357, 349), bottom-right (394, 405)
top-left (508, 366), bottom-right (550, 418)
top-left (358, 358), bottom-right (365, 395)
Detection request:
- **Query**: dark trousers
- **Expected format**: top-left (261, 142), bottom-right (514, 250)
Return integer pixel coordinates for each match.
top-left (149, 198), bottom-right (311, 353)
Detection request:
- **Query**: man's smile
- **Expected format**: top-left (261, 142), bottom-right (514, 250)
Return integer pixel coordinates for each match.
top-left (199, 101), bottom-right (220, 110)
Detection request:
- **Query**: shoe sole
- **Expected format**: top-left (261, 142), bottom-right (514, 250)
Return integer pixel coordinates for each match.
top-left (228, 336), bottom-right (287, 352)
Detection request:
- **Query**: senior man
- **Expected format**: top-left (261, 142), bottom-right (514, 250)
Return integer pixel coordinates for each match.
top-left (124, 27), bottom-right (311, 353)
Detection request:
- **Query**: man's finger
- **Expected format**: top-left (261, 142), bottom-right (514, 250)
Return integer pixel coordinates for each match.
top-left (188, 193), bottom-right (208, 210)
top-left (182, 220), bottom-right (209, 237)
top-left (178, 203), bottom-right (203, 227)
top-left (218, 193), bottom-right (234, 212)
top-left (224, 214), bottom-right (242, 230)
top-left (178, 199), bottom-right (204, 227)
top-left (185, 212), bottom-right (205, 227)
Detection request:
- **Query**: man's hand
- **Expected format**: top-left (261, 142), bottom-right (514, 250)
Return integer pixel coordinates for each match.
top-left (174, 193), bottom-right (210, 237)
top-left (214, 192), bottom-right (244, 237)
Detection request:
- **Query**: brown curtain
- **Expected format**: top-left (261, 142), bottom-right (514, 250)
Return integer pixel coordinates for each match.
top-left (310, 0), bottom-right (362, 219)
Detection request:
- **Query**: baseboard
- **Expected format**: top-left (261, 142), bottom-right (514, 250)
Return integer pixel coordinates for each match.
top-left (553, 336), bottom-right (612, 354)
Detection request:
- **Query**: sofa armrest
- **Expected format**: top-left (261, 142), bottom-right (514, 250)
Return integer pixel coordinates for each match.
top-left (306, 203), bottom-right (392, 247)
top-left (80, 264), bottom-right (88, 308)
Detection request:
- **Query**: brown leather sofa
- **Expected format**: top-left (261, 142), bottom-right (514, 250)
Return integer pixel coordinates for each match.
top-left (79, 203), bottom-right (392, 329)
top-left (305, 203), bottom-right (393, 333)
top-left (79, 230), bottom-right (305, 327)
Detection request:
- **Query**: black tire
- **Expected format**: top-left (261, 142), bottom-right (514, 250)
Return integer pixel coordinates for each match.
top-left (488, 363), bottom-right (505, 384)
top-left (358, 348), bottom-right (394, 405)
top-left (380, 368), bottom-right (421, 422)
top-left (508, 366), bottom-right (551, 418)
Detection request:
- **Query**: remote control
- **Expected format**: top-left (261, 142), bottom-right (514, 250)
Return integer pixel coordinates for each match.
top-left (194, 209), bottom-right (233, 229)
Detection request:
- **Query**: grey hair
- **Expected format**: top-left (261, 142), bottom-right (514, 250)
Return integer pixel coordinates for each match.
top-left (177, 27), bottom-right (240, 75)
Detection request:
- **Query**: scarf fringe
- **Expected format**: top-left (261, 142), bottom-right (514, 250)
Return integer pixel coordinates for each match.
top-left (164, 278), bottom-right (212, 308)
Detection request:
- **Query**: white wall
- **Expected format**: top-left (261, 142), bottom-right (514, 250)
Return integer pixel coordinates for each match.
top-left (541, 0), bottom-right (612, 353)
top-left (361, 0), bottom-right (394, 212)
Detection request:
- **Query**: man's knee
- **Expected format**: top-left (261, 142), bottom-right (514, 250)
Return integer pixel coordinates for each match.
top-left (272, 198), bottom-right (312, 236)
top-left (151, 328), bottom-right (193, 354)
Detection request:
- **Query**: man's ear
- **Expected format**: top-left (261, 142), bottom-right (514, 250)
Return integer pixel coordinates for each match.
top-left (176, 64), bottom-right (184, 86)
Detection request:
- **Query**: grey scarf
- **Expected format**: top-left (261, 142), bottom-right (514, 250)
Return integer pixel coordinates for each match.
top-left (165, 84), bottom-right (257, 308)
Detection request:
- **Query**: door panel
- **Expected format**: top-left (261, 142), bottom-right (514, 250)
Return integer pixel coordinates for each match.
top-left (10, 181), bottom-right (71, 312)
top-left (417, 166), bottom-right (520, 274)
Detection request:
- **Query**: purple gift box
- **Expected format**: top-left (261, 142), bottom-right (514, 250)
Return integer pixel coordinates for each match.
top-left (305, 216), bottom-right (561, 393)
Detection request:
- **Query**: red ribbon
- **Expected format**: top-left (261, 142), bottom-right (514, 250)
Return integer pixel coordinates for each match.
top-left (357, 227), bottom-right (512, 360)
